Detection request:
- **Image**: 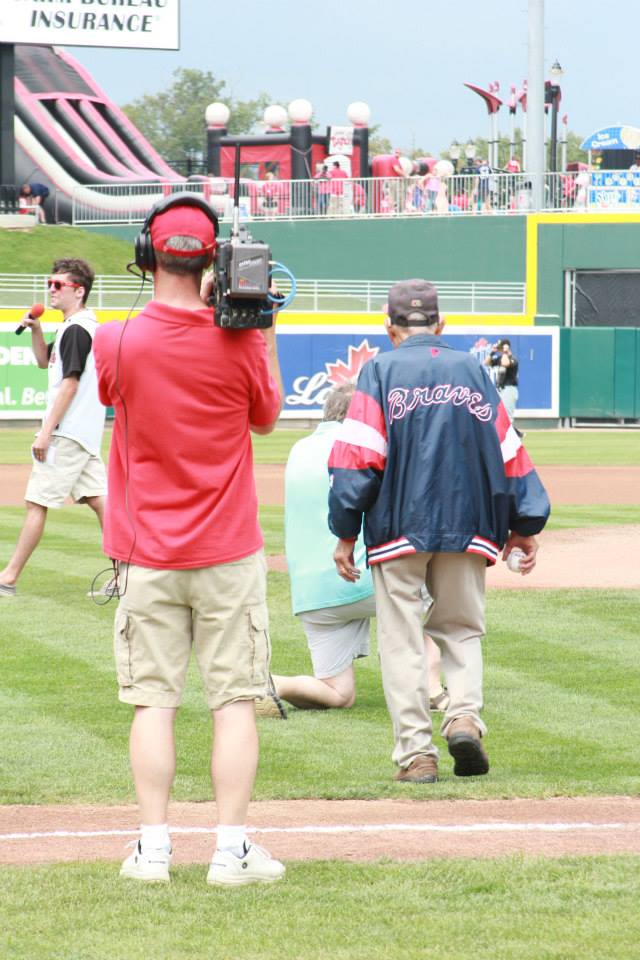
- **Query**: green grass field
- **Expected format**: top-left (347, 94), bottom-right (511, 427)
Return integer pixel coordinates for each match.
top-left (1, 425), bottom-right (639, 467)
top-left (1, 428), bottom-right (638, 959)
top-left (3, 857), bottom-right (639, 960)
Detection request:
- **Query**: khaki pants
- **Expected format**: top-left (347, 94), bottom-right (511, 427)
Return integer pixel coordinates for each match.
top-left (372, 552), bottom-right (487, 769)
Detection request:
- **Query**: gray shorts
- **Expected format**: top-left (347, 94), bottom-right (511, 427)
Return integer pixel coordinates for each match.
top-left (298, 594), bottom-right (376, 679)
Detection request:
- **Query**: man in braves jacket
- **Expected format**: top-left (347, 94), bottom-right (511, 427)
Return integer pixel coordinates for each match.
top-left (328, 279), bottom-right (550, 784)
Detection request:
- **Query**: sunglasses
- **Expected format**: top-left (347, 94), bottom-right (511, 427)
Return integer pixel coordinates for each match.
top-left (47, 279), bottom-right (82, 291)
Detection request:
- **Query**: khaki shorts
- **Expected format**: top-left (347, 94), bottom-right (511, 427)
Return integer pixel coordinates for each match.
top-left (25, 435), bottom-right (107, 508)
top-left (113, 551), bottom-right (271, 710)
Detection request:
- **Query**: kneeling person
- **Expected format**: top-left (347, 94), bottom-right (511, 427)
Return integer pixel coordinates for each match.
top-left (264, 383), bottom-right (448, 714)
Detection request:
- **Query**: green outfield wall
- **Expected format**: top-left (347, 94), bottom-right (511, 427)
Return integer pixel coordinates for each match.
top-left (87, 213), bottom-right (640, 422)
top-left (89, 216), bottom-right (526, 282)
top-left (559, 327), bottom-right (640, 419)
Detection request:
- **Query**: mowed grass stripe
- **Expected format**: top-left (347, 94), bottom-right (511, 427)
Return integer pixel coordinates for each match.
top-left (1, 427), bottom-right (640, 466)
top-left (2, 573), bottom-right (639, 802)
top-left (1, 858), bottom-right (640, 960)
top-left (487, 589), bottom-right (640, 681)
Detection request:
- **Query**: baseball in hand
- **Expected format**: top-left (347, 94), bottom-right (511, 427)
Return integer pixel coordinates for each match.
top-left (506, 548), bottom-right (526, 573)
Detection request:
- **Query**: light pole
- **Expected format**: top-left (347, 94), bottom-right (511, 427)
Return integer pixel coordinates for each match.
top-left (560, 113), bottom-right (568, 172)
top-left (449, 140), bottom-right (461, 172)
top-left (527, 0), bottom-right (545, 210)
top-left (546, 59), bottom-right (563, 173)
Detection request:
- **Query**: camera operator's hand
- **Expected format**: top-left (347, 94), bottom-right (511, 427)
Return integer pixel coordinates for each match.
top-left (250, 280), bottom-right (284, 435)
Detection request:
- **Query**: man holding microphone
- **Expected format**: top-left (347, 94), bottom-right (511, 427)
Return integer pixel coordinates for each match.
top-left (93, 195), bottom-right (285, 886)
top-left (0, 258), bottom-right (106, 598)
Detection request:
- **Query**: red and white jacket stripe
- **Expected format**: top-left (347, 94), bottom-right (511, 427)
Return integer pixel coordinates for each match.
top-left (328, 334), bottom-right (550, 565)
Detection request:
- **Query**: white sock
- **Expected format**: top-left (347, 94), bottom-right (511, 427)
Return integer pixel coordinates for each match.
top-left (140, 823), bottom-right (171, 852)
top-left (216, 824), bottom-right (248, 857)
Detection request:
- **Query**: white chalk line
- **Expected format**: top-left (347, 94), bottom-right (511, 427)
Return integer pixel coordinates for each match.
top-left (2, 822), bottom-right (640, 842)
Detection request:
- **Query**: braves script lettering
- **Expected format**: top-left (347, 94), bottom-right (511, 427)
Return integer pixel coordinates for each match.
top-left (387, 384), bottom-right (493, 422)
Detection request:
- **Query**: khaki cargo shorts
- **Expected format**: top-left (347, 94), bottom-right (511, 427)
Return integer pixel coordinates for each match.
top-left (113, 550), bottom-right (271, 711)
top-left (25, 435), bottom-right (107, 508)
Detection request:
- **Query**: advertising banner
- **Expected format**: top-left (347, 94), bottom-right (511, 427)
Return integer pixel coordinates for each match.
top-left (0, 327), bottom-right (50, 420)
top-left (588, 170), bottom-right (640, 209)
top-left (0, 0), bottom-right (180, 50)
top-left (279, 326), bottom-right (559, 419)
top-left (328, 126), bottom-right (354, 157)
top-left (0, 324), bottom-right (559, 422)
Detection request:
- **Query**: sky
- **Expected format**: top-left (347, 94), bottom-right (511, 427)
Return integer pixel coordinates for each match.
top-left (64, 0), bottom-right (639, 157)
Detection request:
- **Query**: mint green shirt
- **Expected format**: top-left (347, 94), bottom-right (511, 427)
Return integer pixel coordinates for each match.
top-left (285, 421), bottom-right (373, 615)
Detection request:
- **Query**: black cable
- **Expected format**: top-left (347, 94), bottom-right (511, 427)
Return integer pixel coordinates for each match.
top-left (88, 273), bottom-right (146, 605)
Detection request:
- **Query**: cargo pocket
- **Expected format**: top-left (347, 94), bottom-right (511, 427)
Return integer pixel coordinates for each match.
top-left (248, 604), bottom-right (271, 685)
top-left (114, 610), bottom-right (134, 687)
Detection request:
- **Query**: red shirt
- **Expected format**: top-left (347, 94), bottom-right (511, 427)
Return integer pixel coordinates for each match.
top-left (328, 167), bottom-right (348, 195)
top-left (93, 301), bottom-right (281, 569)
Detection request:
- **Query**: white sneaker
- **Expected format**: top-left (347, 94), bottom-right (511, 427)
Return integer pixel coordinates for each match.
top-left (207, 843), bottom-right (285, 887)
top-left (120, 840), bottom-right (171, 883)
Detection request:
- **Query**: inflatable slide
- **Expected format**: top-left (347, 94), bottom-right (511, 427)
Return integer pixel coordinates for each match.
top-left (14, 44), bottom-right (183, 222)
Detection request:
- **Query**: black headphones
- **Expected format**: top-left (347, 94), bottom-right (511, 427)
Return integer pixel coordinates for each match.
top-left (134, 192), bottom-right (219, 275)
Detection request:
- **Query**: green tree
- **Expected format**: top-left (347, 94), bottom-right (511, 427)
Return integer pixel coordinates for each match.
top-left (367, 125), bottom-right (393, 157)
top-left (121, 68), bottom-right (271, 164)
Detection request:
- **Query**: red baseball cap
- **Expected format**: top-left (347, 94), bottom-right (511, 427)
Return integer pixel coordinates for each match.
top-left (150, 205), bottom-right (216, 257)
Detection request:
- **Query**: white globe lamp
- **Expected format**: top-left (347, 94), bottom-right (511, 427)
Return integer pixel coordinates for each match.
top-left (347, 101), bottom-right (371, 127)
top-left (288, 98), bottom-right (313, 124)
top-left (205, 102), bottom-right (230, 128)
top-left (264, 104), bottom-right (287, 130)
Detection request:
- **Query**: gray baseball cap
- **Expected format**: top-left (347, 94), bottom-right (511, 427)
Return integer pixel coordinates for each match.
top-left (387, 279), bottom-right (439, 325)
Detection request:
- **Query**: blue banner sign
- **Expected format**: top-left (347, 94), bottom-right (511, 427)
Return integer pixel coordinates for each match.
top-left (580, 126), bottom-right (640, 151)
top-left (588, 170), bottom-right (640, 208)
top-left (279, 326), bottom-right (559, 418)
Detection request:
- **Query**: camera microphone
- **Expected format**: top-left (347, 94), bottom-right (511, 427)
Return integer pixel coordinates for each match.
top-left (15, 303), bottom-right (45, 335)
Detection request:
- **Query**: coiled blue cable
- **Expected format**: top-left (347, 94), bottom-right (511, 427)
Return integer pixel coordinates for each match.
top-left (262, 261), bottom-right (297, 314)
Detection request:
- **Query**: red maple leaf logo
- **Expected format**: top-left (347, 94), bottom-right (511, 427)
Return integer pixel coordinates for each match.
top-left (325, 340), bottom-right (379, 385)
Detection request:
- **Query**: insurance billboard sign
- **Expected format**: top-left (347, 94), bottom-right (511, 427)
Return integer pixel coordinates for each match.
top-left (0, 0), bottom-right (180, 50)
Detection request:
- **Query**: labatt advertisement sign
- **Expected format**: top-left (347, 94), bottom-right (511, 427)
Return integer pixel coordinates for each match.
top-left (278, 327), bottom-right (557, 419)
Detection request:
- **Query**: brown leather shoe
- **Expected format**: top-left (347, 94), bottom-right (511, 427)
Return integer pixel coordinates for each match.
top-left (394, 755), bottom-right (438, 783)
top-left (447, 717), bottom-right (489, 777)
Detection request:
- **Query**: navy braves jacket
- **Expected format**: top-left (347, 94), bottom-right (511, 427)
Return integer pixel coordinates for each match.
top-left (328, 334), bottom-right (550, 565)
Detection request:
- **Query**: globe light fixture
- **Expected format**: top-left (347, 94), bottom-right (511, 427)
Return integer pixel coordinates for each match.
top-left (205, 102), bottom-right (230, 127)
top-left (549, 59), bottom-right (564, 80)
top-left (288, 98), bottom-right (313, 124)
top-left (449, 140), bottom-right (461, 161)
top-left (346, 101), bottom-right (371, 126)
top-left (465, 140), bottom-right (476, 160)
top-left (263, 105), bottom-right (288, 130)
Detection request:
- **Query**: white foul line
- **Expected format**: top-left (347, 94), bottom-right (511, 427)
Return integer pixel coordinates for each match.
top-left (1, 822), bottom-right (639, 842)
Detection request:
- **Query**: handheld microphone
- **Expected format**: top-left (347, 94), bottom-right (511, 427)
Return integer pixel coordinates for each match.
top-left (16, 303), bottom-right (45, 335)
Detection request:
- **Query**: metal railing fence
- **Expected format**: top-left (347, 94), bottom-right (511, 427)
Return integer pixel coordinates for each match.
top-left (0, 185), bottom-right (18, 215)
top-left (70, 170), bottom-right (640, 226)
top-left (0, 274), bottom-right (526, 315)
